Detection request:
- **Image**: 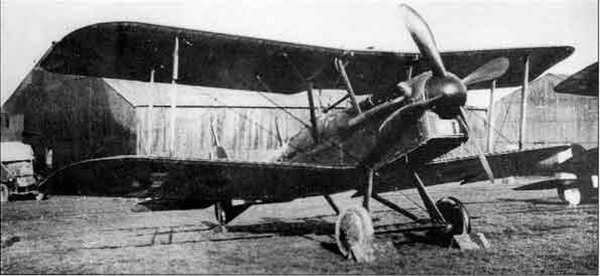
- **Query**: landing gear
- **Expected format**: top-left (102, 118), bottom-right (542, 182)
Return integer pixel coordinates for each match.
top-left (435, 197), bottom-right (471, 244)
top-left (214, 199), bottom-right (251, 229)
top-left (214, 200), bottom-right (233, 225)
top-left (334, 207), bottom-right (375, 263)
top-left (336, 163), bottom-right (477, 258)
top-left (332, 168), bottom-right (376, 262)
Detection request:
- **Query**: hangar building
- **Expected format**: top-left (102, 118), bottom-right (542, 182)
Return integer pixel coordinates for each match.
top-left (2, 69), bottom-right (344, 170)
top-left (490, 73), bottom-right (598, 151)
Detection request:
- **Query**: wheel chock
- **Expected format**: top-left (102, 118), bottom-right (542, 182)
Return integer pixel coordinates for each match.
top-left (451, 234), bottom-right (480, 250)
top-left (474, 232), bottom-right (491, 249)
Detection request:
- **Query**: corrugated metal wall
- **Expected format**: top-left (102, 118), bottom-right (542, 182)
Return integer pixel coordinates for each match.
top-left (4, 70), bottom-right (354, 167)
top-left (9, 70), bottom-right (593, 171)
top-left (2, 70), bottom-right (137, 170)
top-left (440, 108), bottom-right (488, 159)
top-left (492, 74), bottom-right (598, 150)
top-left (135, 106), bottom-right (311, 161)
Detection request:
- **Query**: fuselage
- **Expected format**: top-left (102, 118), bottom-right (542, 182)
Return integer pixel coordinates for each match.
top-left (275, 71), bottom-right (468, 170)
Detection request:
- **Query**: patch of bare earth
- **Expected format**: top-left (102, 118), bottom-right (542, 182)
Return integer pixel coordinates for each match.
top-left (1, 177), bottom-right (598, 274)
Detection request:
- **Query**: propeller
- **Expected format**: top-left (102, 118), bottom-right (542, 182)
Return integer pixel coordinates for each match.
top-left (396, 4), bottom-right (504, 184)
top-left (462, 57), bottom-right (510, 86)
top-left (455, 58), bottom-right (509, 185)
top-left (399, 4), bottom-right (446, 77)
top-left (458, 107), bottom-right (495, 184)
top-left (400, 3), bottom-right (510, 88)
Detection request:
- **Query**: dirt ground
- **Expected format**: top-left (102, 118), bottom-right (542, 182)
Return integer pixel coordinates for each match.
top-left (1, 177), bottom-right (598, 274)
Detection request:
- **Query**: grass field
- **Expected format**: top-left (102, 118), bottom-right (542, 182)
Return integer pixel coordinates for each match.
top-left (1, 178), bottom-right (598, 274)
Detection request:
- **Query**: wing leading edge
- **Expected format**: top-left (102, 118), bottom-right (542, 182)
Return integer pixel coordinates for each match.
top-left (39, 155), bottom-right (362, 203)
top-left (371, 144), bottom-right (584, 192)
top-left (41, 22), bottom-right (573, 95)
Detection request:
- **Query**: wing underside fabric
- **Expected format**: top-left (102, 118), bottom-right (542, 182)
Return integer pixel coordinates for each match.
top-left (373, 144), bottom-right (582, 191)
top-left (39, 155), bottom-right (361, 202)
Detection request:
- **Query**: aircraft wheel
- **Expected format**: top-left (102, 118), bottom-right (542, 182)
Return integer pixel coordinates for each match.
top-left (0, 184), bottom-right (9, 203)
top-left (557, 185), bottom-right (582, 206)
top-left (335, 207), bottom-right (375, 262)
top-left (436, 197), bottom-right (471, 236)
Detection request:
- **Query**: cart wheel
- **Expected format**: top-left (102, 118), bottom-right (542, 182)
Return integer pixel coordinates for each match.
top-left (1, 184), bottom-right (9, 203)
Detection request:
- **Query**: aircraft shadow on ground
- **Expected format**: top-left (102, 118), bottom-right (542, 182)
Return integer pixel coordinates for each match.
top-left (497, 197), bottom-right (567, 205)
top-left (497, 197), bottom-right (599, 206)
top-left (225, 216), bottom-right (450, 254)
top-left (131, 198), bottom-right (214, 212)
top-left (7, 194), bottom-right (38, 202)
top-left (226, 217), bottom-right (335, 236)
top-left (208, 217), bottom-right (344, 256)
top-left (127, 200), bottom-right (493, 251)
top-left (388, 231), bottom-right (448, 247)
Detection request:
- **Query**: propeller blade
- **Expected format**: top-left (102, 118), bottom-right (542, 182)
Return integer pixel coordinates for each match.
top-left (399, 4), bottom-right (446, 77)
top-left (458, 107), bottom-right (495, 184)
top-left (462, 57), bottom-right (510, 86)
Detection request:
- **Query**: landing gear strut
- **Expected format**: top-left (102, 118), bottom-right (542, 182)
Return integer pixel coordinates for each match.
top-left (214, 199), bottom-right (251, 229)
top-left (335, 163), bottom-right (476, 261)
top-left (214, 200), bottom-right (233, 225)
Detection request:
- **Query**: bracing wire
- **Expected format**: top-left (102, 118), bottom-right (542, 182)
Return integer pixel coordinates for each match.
top-left (208, 95), bottom-right (365, 165)
top-left (466, 107), bottom-right (518, 147)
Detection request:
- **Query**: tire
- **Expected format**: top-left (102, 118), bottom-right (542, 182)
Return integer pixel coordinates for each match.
top-left (557, 186), bottom-right (582, 206)
top-left (0, 184), bottom-right (9, 203)
top-left (436, 197), bottom-right (471, 236)
top-left (335, 206), bottom-right (375, 262)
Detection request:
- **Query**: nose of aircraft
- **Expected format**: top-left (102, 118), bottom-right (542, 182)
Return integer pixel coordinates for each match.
top-left (362, 4), bottom-right (509, 177)
top-left (425, 73), bottom-right (467, 118)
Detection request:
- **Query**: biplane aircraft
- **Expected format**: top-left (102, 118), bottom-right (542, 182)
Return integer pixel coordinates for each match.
top-left (12, 4), bottom-right (582, 258)
top-left (515, 62), bottom-right (599, 205)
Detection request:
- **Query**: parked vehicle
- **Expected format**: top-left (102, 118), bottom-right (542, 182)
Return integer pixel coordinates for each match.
top-left (1, 141), bottom-right (43, 202)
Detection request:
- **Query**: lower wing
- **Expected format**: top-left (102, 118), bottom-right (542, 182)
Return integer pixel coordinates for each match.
top-left (373, 144), bottom-right (584, 192)
top-left (39, 155), bottom-right (361, 203)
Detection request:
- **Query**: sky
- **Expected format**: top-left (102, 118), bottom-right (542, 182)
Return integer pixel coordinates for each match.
top-left (1, 0), bottom-right (598, 106)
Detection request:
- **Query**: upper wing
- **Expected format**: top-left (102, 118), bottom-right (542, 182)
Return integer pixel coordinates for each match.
top-left (38, 155), bottom-right (361, 202)
top-left (41, 22), bottom-right (572, 95)
top-left (554, 62), bottom-right (598, 96)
